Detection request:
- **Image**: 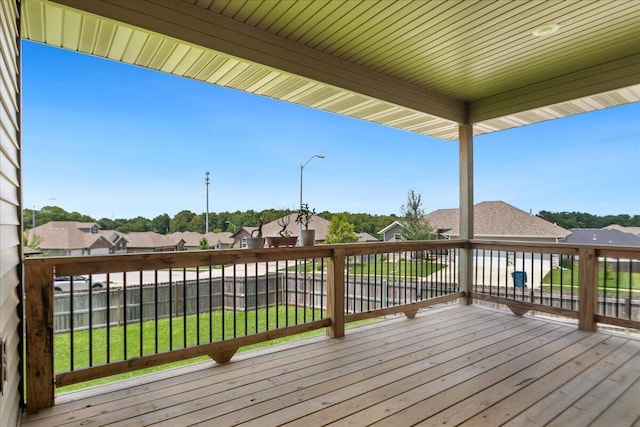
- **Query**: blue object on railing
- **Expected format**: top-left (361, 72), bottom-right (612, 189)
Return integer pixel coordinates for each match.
top-left (511, 271), bottom-right (527, 288)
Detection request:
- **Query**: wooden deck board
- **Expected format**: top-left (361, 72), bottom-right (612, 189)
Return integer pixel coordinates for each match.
top-left (21, 305), bottom-right (640, 427)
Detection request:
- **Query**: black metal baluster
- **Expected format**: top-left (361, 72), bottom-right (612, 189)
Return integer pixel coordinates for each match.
top-left (123, 274), bottom-right (127, 360)
top-left (168, 269), bottom-right (172, 351)
top-left (182, 268), bottom-right (187, 348)
top-left (255, 262), bottom-right (259, 332)
top-left (88, 275), bottom-right (93, 367)
top-left (220, 266), bottom-right (225, 341)
top-left (69, 276), bottom-right (74, 370)
top-left (233, 264), bottom-right (237, 338)
top-left (196, 266), bottom-right (200, 346)
top-left (154, 270), bottom-right (158, 354)
top-left (139, 271), bottom-right (143, 357)
top-left (106, 273), bottom-right (111, 363)
top-left (275, 261), bottom-right (280, 328)
top-left (244, 264), bottom-right (248, 335)
top-left (209, 265), bottom-right (213, 343)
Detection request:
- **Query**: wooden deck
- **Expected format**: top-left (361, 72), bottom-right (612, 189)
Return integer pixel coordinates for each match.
top-left (21, 305), bottom-right (640, 427)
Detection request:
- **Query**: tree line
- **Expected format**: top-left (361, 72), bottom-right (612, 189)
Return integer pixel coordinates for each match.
top-left (536, 211), bottom-right (640, 230)
top-left (25, 205), bottom-right (637, 239)
top-left (24, 205), bottom-right (399, 238)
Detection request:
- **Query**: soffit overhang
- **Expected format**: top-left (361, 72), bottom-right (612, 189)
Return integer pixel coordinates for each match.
top-left (23, 0), bottom-right (640, 141)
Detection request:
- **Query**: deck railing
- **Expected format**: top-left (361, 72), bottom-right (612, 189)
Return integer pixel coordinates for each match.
top-left (469, 241), bottom-right (640, 331)
top-left (24, 240), bottom-right (639, 411)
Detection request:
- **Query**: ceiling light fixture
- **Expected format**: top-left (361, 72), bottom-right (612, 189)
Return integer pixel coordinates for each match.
top-left (532, 23), bottom-right (560, 37)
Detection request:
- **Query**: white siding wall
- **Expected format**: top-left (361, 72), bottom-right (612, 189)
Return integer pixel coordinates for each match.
top-left (0, 1), bottom-right (22, 426)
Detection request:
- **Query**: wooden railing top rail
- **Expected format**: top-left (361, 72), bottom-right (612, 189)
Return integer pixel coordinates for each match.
top-left (24, 240), bottom-right (464, 276)
top-left (470, 239), bottom-right (640, 258)
top-left (23, 239), bottom-right (639, 278)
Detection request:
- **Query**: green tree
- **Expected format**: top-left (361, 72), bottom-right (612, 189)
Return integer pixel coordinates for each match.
top-left (23, 231), bottom-right (43, 249)
top-left (199, 237), bottom-right (209, 250)
top-left (324, 213), bottom-right (358, 244)
top-left (151, 214), bottom-right (171, 234)
top-left (170, 210), bottom-right (196, 232)
top-left (400, 189), bottom-right (434, 241)
top-left (190, 214), bottom-right (206, 233)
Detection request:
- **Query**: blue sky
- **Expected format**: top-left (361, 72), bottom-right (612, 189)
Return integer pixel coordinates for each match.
top-left (22, 41), bottom-right (640, 220)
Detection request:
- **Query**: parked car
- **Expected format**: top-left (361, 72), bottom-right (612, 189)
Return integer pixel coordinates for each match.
top-left (54, 275), bottom-right (103, 292)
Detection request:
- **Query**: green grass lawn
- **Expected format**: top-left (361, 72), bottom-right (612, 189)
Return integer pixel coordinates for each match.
top-left (349, 259), bottom-right (446, 277)
top-left (284, 258), bottom-right (447, 277)
top-left (54, 306), bottom-right (378, 393)
top-left (542, 264), bottom-right (640, 295)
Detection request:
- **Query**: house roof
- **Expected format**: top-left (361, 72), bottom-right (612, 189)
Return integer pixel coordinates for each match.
top-left (357, 232), bottom-right (379, 243)
top-left (566, 228), bottom-right (640, 247)
top-left (169, 231), bottom-right (207, 247)
top-left (204, 232), bottom-right (234, 246)
top-left (125, 232), bottom-right (184, 249)
top-left (425, 201), bottom-right (571, 239)
top-left (29, 221), bottom-right (112, 250)
top-left (97, 230), bottom-right (127, 244)
top-left (261, 213), bottom-right (331, 241)
top-left (24, 1), bottom-right (640, 141)
top-left (603, 224), bottom-right (640, 237)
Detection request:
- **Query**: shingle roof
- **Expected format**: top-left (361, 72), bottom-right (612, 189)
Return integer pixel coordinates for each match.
top-left (566, 229), bottom-right (640, 247)
top-left (169, 231), bottom-right (207, 247)
top-left (204, 232), bottom-right (234, 246)
top-left (603, 224), bottom-right (640, 237)
top-left (357, 232), bottom-right (379, 242)
top-left (29, 221), bottom-right (110, 250)
top-left (125, 232), bottom-right (184, 249)
top-left (424, 201), bottom-right (570, 239)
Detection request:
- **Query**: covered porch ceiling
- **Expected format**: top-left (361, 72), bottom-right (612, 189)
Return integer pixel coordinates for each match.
top-left (22, 0), bottom-right (640, 141)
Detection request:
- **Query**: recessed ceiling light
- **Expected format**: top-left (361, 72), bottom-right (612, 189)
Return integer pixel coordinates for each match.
top-left (532, 23), bottom-right (560, 37)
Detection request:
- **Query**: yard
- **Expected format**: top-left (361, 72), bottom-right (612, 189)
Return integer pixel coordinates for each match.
top-left (289, 256), bottom-right (447, 278)
top-left (542, 263), bottom-right (640, 296)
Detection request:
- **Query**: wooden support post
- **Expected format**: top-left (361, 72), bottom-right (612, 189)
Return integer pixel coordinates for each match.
top-left (327, 248), bottom-right (345, 338)
top-left (24, 262), bottom-right (55, 411)
top-left (578, 247), bottom-right (597, 331)
top-left (459, 121), bottom-right (474, 305)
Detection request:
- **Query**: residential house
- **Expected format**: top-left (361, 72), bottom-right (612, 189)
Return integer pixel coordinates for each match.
top-left (424, 201), bottom-right (571, 243)
top-left (205, 232), bottom-right (234, 249)
top-left (170, 231), bottom-right (234, 250)
top-left (566, 228), bottom-right (640, 247)
top-left (97, 230), bottom-right (128, 254)
top-left (27, 221), bottom-right (118, 256)
top-left (566, 228), bottom-right (640, 273)
top-left (378, 221), bottom-right (404, 242)
top-left (125, 232), bottom-right (186, 253)
top-left (231, 227), bottom-right (259, 248)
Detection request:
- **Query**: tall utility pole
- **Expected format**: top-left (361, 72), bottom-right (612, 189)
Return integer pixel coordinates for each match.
top-left (205, 171), bottom-right (210, 233)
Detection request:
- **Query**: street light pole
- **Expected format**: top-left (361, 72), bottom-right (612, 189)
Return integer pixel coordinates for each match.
top-left (299, 154), bottom-right (325, 242)
top-left (225, 220), bottom-right (237, 233)
top-left (32, 197), bottom-right (56, 229)
top-left (205, 172), bottom-right (210, 233)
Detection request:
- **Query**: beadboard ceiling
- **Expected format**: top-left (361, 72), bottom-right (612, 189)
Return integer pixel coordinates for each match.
top-left (23, 0), bottom-right (640, 140)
